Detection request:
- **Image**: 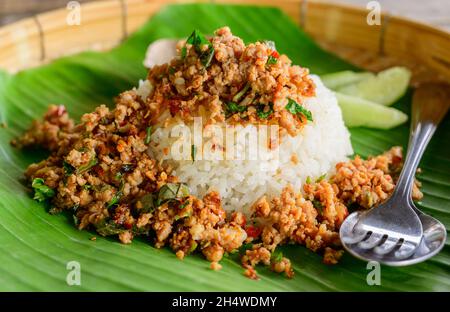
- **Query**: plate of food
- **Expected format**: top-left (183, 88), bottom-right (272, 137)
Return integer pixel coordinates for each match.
top-left (0, 0), bottom-right (449, 291)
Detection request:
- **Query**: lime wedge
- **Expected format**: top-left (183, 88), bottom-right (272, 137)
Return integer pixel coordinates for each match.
top-left (320, 70), bottom-right (374, 90)
top-left (336, 92), bottom-right (408, 129)
top-left (337, 67), bottom-right (411, 106)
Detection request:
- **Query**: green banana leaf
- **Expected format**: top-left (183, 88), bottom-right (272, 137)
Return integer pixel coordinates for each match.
top-left (0, 3), bottom-right (449, 291)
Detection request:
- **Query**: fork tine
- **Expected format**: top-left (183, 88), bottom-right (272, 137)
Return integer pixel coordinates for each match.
top-left (357, 233), bottom-right (385, 249)
top-left (342, 229), bottom-right (368, 244)
top-left (394, 241), bottom-right (418, 259)
top-left (374, 237), bottom-right (399, 255)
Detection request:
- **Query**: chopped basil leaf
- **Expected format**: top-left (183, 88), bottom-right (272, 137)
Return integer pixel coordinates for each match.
top-left (114, 172), bottom-right (123, 181)
top-left (271, 250), bottom-right (283, 263)
top-left (256, 103), bottom-right (274, 119)
top-left (285, 98), bottom-right (313, 122)
top-left (226, 102), bottom-right (247, 115)
top-left (107, 192), bottom-right (122, 208)
top-left (178, 200), bottom-right (190, 210)
top-left (168, 67), bottom-right (176, 75)
top-left (107, 180), bottom-right (124, 209)
top-left (131, 225), bottom-right (150, 236)
top-left (266, 55), bottom-right (278, 65)
top-left (174, 211), bottom-right (192, 221)
top-left (188, 241), bottom-right (198, 254)
top-left (63, 161), bottom-right (75, 176)
top-left (183, 30), bottom-right (215, 67)
top-left (83, 184), bottom-right (93, 190)
top-left (181, 46), bottom-right (187, 59)
top-left (174, 200), bottom-right (191, 220)
top-left (138, 193), bottom-right (157, 213)
top-left (232, 83), bottom-right (250, 102)
top-left (77, 157), bottom-right (98, 174)
top-left (191, 144), bottom-right (197, 162)
top-left (145, 126), bottom-right (152, 144)
top-left (156, 183), bottom-right (190, 207)
top-left (239, 243), bottom-right (253, 255)
top-left (95, 220), bottom-right (124, 236)
top-left (200, 47), bottom-right (215, 68)
top-left (312, 200), bottom-right (323, 213)
top-left (31, 178), bottom-right (55, 202)
top-left (316, 173), bottom-right (327, 182)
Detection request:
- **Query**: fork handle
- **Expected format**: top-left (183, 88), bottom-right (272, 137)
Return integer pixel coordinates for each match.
top-left (393, 122), bottom-right (436, 199)
top-left (393, 83), bottom-right (450, 200)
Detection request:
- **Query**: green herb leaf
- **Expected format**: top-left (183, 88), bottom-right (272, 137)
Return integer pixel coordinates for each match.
top-left (256, 103), bottom-right (274, 119)
top-left (181, 46), bottom-right (187, 59)
top-left (191, 144), bottom-right (197, 162)
top-left (107, 181), bottom-right (124, 209)
top-left (285, 98), bottom-right (313, 122)
top-left (63, 161), bottom-right (75, 176)
top-left (114, 172), bottom-right (123, 181)
top-left (266, 55), bottom-right (277, 65)
top-left (232, 83), bottom-right (250, 102)
top-left (226, 101), bottom-right (247, 116)
top-left (156, 183), bottom-right (190, 207)
top-left (95, 220), bottom-right (124, 236)
top-left (239, 243), bottom-right (253, 255)
top-left (107, 192), bottom-right (122, 209)
top-left (83, 184), bottom-right (93, 190)
top-left (188, 241), bottom-right (198, 254)
top-left (31, 178), bottom-right (55, 202)
top-left (178, 200), bottom-right (190, 210)
top-left (271, 250), bottom-right (283, 263)
top-left (312, 200), bottom-right (323, 213)
top-left (174, 201), bottom-right (192, 220)
top-left (306, 176), bottom-right (312, 184)
top-left (316, 173), bottom-right (326, 182)
top-left (183, 30), bottom-right (215, 67)
top-left (145, 126), bottom-right (152, 144)
top-left (138, 193), bottom-right (157, 213)
top-left (76, 157), bottom-right (98, 174)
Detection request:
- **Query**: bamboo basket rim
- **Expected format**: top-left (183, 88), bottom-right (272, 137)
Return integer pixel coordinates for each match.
top-left (0, 0), bottom-right (449, 78)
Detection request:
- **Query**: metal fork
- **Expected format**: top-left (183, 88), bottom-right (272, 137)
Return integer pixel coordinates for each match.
top-left (340, 82), bottom-right (450, 265)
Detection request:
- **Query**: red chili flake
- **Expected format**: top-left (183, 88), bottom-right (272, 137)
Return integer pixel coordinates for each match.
top-left (271, 50), bottom-right (280, 58)
top-left (238, 215), bottom-right (247, 228)
top-left (168, 99), bottom-right (182, 116)
top-left (245, 225), bottom-right (262, 238)
top-left (123, 221), bottom-right (133, 230)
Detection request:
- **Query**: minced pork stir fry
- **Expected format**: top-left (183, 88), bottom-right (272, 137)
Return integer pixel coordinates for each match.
top-left (12, 27), bottom-right (422, 280)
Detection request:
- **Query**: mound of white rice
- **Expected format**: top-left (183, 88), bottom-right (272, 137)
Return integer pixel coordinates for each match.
top-left (145, 75), bottom-right (353, 213)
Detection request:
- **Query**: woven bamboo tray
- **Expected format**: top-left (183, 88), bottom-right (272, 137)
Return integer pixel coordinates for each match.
top-left (0, 0), bottom-right (449, 84)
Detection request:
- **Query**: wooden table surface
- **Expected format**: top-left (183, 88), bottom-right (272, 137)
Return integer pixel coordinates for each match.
top-left (1, 0), bottom-right (449, 32)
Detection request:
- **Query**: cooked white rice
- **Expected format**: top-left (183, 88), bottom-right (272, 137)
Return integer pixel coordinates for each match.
top-left (147, 75), bottom-right (353, 213)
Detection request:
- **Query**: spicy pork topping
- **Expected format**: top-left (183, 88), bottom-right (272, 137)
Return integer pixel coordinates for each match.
top-left (146, 27), bottom-right (315, 135)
